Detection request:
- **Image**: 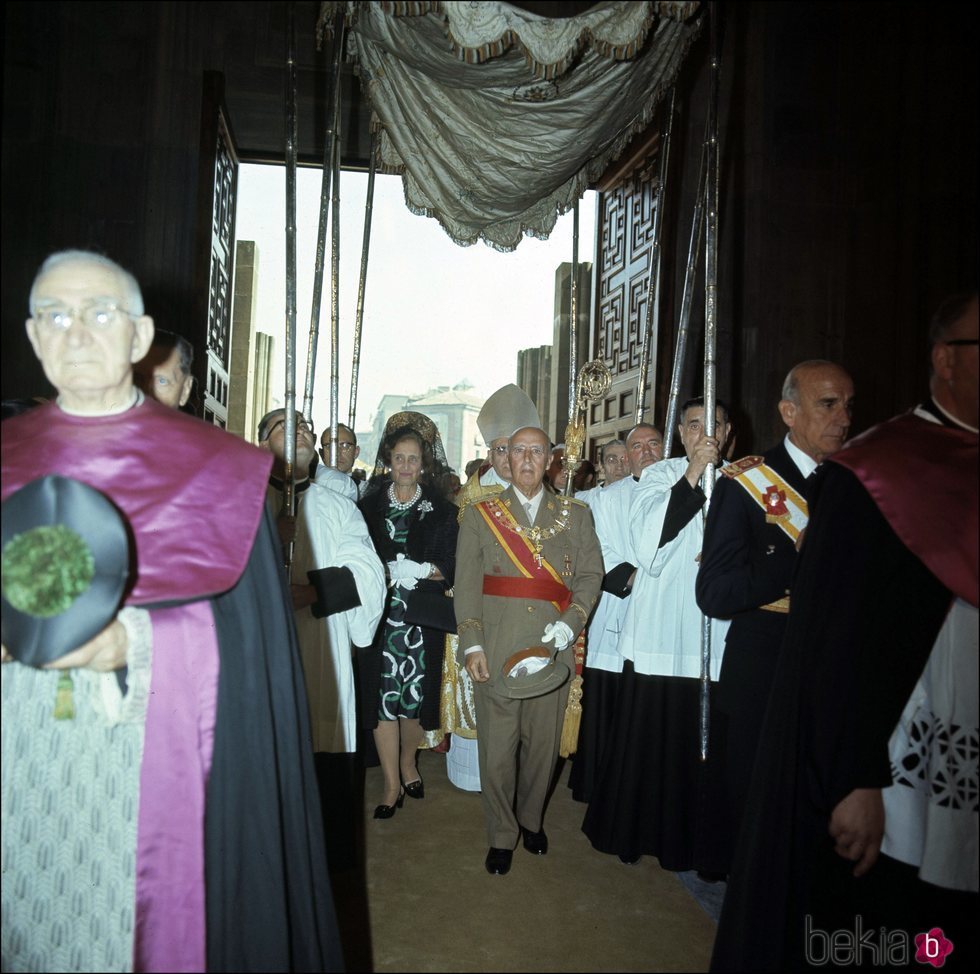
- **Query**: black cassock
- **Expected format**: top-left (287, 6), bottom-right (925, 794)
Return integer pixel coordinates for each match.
top-left (711, 410), bottom-right (977, 973)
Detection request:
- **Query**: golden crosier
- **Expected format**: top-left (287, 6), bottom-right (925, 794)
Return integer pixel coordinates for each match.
top-left (561, 359), bottom-right (612, 491)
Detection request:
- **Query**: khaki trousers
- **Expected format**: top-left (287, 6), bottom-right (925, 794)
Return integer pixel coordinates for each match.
top-left (474, 681), bottom-right (570, 848)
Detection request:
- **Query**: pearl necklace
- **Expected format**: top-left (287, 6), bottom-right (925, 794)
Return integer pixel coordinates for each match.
top-left (388, 482), bottom-right (422, 511)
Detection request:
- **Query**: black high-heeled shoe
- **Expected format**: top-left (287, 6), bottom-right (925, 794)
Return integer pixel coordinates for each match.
top-left (373, 789), bottom-right (405, 819)
top-left (403, 777), bottom-right (424, 800)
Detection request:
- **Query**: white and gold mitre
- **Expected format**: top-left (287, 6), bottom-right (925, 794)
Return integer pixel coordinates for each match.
top-left (477, 384), bottom-right (541, 444)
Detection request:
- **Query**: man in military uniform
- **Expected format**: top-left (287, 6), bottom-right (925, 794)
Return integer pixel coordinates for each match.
top-left (447, 384), bottom-right (543, 792)
top-left (455, 426), bottom-right (603, 875)
top-left (695, 359), bottom-right (855, 871)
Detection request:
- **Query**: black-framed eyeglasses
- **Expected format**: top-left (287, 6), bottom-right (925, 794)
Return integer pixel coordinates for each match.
top-left (943, 339), bottom-right (978, 347)
top-left (490, 445), bottom-right (509, 455)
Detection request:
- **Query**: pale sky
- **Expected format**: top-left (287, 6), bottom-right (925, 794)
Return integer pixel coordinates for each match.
top-left (235, 164), bottom-right (597, 436)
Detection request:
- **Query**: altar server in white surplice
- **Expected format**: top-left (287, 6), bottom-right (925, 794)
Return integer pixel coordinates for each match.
top-left (568, 424), bottom-right (663, 803)
top-left (296, 464), bottom-right (386, 753)
top-left (260, 409), bottom-right (386, 870)
top-left (582, 399), bottom-right (730, 870)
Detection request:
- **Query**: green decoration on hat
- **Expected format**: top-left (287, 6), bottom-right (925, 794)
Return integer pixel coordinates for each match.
top-left (1, 525), bottom-right (95, 618)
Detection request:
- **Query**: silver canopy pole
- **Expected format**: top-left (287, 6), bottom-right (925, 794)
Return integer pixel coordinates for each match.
top-left (568, 199), bottom-right (580, 422)
top-left (328, 80), bottom-right (342, 468)
top-left (662, 122), bottom-right (709, 459)
top-left (634, 86), bottom-right (676, 425)
top-left (302, 11), bottom-right (346, 432)
top-left (563, 200), bottom-right (580, 497)
top-left (283, 2), bottom-right (299, 558)
top-left (700, 4), bottom-right (722, 762)
top-left (349, 133), bottom-right (377, 430)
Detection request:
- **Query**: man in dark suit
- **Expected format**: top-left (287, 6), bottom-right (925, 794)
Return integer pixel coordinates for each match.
top-left (710, 296), bottom-right (977, 972)
top-left (695, 359), bottom-right (855, 870)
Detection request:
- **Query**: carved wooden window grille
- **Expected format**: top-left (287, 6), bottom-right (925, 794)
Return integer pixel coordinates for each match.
top-left (203, 113), bottom-right (237, 429)
top-left (596, 178), bottom-right (658, 379)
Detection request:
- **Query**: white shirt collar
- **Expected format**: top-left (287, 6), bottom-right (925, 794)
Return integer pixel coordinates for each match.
top-left (481, 465), bottom-right (509, 488)
top-left (511, 485), bottom-right (545, 523)
top-left (925, 398), bottom-right (979, 435)
top-left (57, 388), bottom-right (143, 417)
top-left (783, 433), bottom-right (818, 479)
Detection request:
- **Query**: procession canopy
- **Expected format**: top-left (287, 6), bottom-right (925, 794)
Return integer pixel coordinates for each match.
top-left (319, 1), bottom-right (702, 251)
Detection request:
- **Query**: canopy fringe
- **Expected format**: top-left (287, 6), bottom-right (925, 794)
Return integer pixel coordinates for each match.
top-left (352, 15), bottom-right (702, 252)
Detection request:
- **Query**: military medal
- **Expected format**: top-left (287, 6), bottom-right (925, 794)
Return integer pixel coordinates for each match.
top-left (763, 485), bottom-right (790, 524)
top-left (527, 527), bottom-right (545, 567)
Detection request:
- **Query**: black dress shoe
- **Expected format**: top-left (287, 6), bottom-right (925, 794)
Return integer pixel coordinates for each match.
top-left (485, 847), bottom-right (513, 875)
top-left (521, 827), bottom-right (548, 856)
top-left (403, 777), bottom-right (424, 800)
top-left (373, 790), bottom-right (404, 820)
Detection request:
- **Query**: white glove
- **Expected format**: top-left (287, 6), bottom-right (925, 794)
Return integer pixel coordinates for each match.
top-left (541, 621), bottom-right (574, 652)
top-left (387, 554), bottom-right (431, 588)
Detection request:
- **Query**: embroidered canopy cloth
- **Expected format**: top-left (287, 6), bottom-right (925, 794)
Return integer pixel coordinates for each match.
top-left (323, 1), bottom-right (702, 250)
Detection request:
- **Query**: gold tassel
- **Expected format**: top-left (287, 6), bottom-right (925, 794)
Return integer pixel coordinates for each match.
top-left (560, 674), bottom-right (583, 758)
top-left (53, 671), bottom-right (75, 721)
top-left (559, 635), bottom-right (586, 758)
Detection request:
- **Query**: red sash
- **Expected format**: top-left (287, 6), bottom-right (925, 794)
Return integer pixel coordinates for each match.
top-left (475, 497), bottom-right (570, 611)
top-left (482, 575), bottom-right (572, 611)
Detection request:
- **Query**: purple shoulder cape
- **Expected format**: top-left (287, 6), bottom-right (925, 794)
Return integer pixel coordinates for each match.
top-left (2, 398), bottom-right (273, 601)
top-left (829, 411), bottom-right (978, 607)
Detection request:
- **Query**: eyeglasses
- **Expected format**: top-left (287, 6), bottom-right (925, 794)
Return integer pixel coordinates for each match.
top-left (510, 445), bottom-right (547, 458)
top-left (31, 301), bottom-right (135, 331)
top-left (943, 339), bottom-right (978, 347)
top-left (267, 418), bottom-right (314, 438)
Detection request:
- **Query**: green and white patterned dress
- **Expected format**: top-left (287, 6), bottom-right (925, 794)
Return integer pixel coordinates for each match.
top-left (378, 504), bottom-right (425, 720)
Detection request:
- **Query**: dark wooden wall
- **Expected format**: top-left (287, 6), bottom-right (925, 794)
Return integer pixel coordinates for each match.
top-left (1, 0), bottom-right (366, 402)
top-left (657, 1), bottom-right (977, 451)
top-left (3, 1), bottom-right (976, 446)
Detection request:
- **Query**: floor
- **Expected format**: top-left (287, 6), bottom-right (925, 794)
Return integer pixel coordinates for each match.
top-left (328, 748), bottom-right (721, 973)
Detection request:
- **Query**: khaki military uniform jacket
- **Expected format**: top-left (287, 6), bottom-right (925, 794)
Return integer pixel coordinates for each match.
top-left (455, 485), bottom-right (603, 696)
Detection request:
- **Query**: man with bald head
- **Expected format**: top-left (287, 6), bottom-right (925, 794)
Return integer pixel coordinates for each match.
top-left (713, 296), bottom-right (977, 970)
top-left (696, 359), bottom-right (855, 871)
top-left (454, 426), bottom-right (603, 875)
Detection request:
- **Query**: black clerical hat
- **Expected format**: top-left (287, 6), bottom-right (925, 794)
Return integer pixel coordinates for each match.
top-left (1, 476), bottom-right (131, 667)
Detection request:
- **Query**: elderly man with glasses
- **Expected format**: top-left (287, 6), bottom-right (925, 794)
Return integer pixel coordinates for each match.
top-left (454, 425), bottom-right (603, 875)
top-left (320, 422), bottom-right (362, 481)
top-left (2, 250), bottom-right (343, 971)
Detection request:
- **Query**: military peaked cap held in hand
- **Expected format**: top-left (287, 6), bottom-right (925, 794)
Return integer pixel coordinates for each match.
top-left (499, 645), bottom-right (571, 700)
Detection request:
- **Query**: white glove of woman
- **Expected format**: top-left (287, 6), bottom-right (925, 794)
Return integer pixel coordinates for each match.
top-left (541, 621), bottom-right (574, 652)
top-left (387, 553), bottom-right (432, 588)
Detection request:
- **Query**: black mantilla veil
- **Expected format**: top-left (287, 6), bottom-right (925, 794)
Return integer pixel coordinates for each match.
top-left (365, 410), bottom-right (452, 500)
